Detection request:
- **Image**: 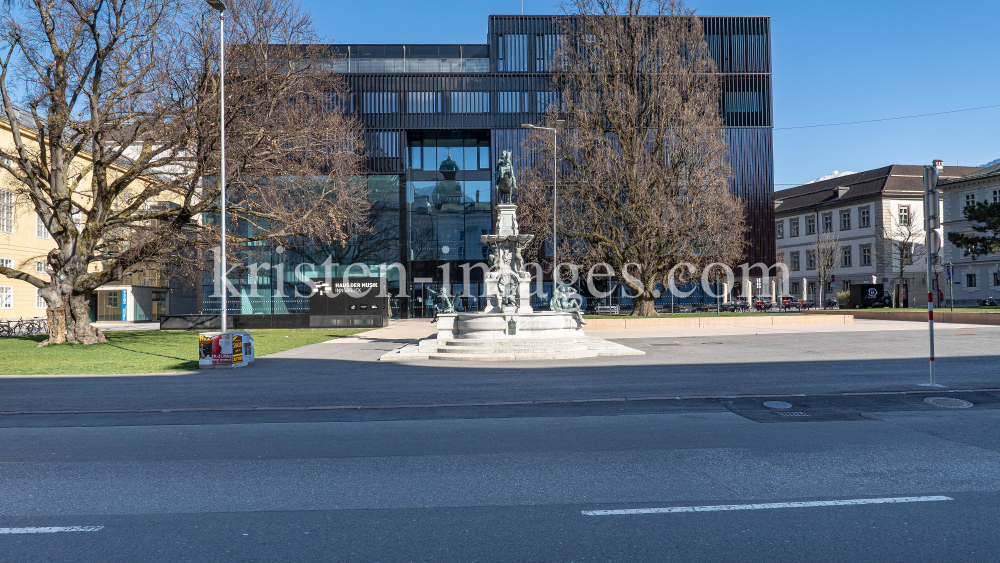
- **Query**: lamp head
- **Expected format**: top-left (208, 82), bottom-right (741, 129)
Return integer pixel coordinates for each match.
top-left (205, 0), bottom-right (227, 11)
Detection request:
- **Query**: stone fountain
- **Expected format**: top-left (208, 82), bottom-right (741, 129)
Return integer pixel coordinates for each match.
top-left (382, 151), bottom-right (643, 362)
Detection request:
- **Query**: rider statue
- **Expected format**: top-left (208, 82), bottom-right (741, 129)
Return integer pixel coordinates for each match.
top-left (495, 150), bottom-right (517, 205)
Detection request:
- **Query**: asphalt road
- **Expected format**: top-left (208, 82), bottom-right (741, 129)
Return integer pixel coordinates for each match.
top-left (2, 325), bottom-right (999, 561)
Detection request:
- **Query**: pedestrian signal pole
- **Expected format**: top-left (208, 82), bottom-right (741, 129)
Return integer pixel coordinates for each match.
top-left (922, 163), bottom-right (942, 387)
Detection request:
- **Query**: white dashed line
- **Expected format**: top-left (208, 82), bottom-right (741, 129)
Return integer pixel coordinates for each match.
top-left (582, 496), bottom-right (954, 516)
top-left (0, 526), bottom-right (104, 534)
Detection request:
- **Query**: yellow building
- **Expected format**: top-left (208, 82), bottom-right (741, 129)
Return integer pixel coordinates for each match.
top-left (0, 107), bottom-right (57, 320)
top-left (1, 106), bottom-right (177, 322)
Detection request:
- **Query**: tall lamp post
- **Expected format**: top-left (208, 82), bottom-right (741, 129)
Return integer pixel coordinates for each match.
top-left (521, 120), bottom-right (564, 309)
top-left (206, 0), bottom-right (228, 332)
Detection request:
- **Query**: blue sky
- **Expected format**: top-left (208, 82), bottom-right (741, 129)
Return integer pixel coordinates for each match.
top-left (310, 0), bottom-right (1000, 187)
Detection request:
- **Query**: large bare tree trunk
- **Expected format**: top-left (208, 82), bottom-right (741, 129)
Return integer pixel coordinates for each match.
top-left (1, 0), bottom-right (366, 344)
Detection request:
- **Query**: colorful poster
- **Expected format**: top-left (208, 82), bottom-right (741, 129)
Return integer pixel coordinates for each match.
top-left (199, 332), bottom-right (254, 368)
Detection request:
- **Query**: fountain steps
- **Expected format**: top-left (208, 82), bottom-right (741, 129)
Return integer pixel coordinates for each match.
top-left (381, 336), bottom-right (643, 362)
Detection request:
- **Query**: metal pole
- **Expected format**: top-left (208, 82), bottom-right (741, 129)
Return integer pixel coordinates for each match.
top-left (219, 9), bottom-right (227, 333)
top-left (552, 127), bottom-right (557, 298)
top-left (923, 164), bottom-right (939, 386)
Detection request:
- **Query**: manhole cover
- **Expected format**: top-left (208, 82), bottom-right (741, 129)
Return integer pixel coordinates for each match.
top-left (924, 397), bottom-right (974, 409)
top-left (763, 400), bottom-right (793, 409)
top-left (702, 342), bottom-right (723, 345)
top-left (774, 411), bottom-right (811, 417)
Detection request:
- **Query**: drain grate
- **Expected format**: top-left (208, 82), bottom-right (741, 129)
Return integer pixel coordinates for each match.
top-left (774, 411), bottom-right (812, 417)
top-left (924, 397), bottom-right (974, 409)
top-left (702, 342), bottom-right (723, 345)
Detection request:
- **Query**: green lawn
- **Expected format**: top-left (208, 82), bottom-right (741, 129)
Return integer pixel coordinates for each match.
top-left (0, 328), bottom-right (370, 376)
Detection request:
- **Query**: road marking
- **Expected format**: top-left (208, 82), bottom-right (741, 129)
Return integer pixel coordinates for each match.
top-left (582, 496), bottom-right (954, 516)
top-left (0, 526), bottom-right (103, 534)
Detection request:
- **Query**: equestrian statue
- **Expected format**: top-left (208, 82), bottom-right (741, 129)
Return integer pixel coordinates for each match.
top-left (495, 150), bottom-right (517, 204)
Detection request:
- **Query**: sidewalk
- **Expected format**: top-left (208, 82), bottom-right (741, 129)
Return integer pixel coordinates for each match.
top-left (584, 318), bottom-right (936, 339)
top-left (340, 317), bottom-right (934, 344)
top-left (93, 321), bottom-right (160, 332)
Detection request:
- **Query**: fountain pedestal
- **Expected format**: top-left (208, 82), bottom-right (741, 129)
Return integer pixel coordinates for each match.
top-left (380, 150), bottom-right (643, 361)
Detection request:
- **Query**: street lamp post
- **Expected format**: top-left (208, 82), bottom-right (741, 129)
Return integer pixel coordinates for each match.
top-left (521, 120), bottom-right (564, 309)
top-left (206, 0), bottom-right (227, 332)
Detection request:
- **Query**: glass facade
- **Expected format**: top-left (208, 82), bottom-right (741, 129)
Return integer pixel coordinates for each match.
top-left (406, 131), bottom-right (492, 262)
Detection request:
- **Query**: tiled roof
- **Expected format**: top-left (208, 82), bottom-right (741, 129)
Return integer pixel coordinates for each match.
top-left (938, 162), bottom-right (1000, 186)
top-left (0, 104), bottom-right (40, 132)
top-left (775, 164), bottom-right (981, 214)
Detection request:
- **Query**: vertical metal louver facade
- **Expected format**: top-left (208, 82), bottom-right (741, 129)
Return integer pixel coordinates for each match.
top-left (327, 13), bottom-right (774, 279)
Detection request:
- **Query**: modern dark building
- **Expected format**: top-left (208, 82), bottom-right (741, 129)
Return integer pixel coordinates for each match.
top-left (201, 14), bottom-right (774, 319)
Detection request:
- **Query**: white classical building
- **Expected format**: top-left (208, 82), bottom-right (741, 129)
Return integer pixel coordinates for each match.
top-left (938, 163), bottom-right (1000, 306)
top-left (774, 163), bottom-right (979, 307)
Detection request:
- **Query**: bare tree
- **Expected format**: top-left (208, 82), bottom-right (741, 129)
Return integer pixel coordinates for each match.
top-left (811, 231), bottom-right (841, 309)
top-left (517, 0), bottom-right (746, 316)
top-left (0, 0), bottom-right (367, 344)
top-left (876, 208), bottom-right (926, 308)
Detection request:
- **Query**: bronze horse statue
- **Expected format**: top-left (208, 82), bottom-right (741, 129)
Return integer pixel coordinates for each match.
top-left (495, 150), bottom-right (516, 204)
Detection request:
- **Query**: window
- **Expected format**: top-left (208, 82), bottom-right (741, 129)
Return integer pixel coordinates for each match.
top-left (535, 34), bottom-right (564, 71)
top-left (0, 190), bottom-right (13, 233)
top-left (789, 218), bottom-right (799, 237)
top-left (0, 258), bottom-right (10, 269)
top-left (790, 281), bottom-right (800, 294)
top-left (965, 193), bottom-right (977, 208)
top-left (536, 91), bottom-right (563, 112)
top-left (0, 286), bottom-right (11, 309)
top-left (35, 261), bottom-right (47, 273)
top-left (840, 210), bottom-right (851, 231)
top-left (806, 216), bottom-right (816, 235)
top-left (497, 34), bottom-right (528, 72)
top-left (994, 272), bottom-right (1000, 287)
top-left (776, 220), bottom-right (784, 239)
top-left (859, 207), bottom-right (870, 228)
top-left (790, 251), bottom-right (800, 272)
top-left (806, 250), bottom-right (816, 270)
top-left (966, 273), bottom-right (977, 288)
top-left (993, 189), bottom-right (1000, 204)
top-left (322, 91), bottom-right (353, 113)
top-left (843, 280), bottom-right (852, 291)
top-left (898, 205), bottom-right (910, 226)
top-left (407, 92), bottom-right (441, 114)
top-left (362, 92), bottom-right (398, 114)
top-left (36, 288), bottom-right (45, 308)
top-left (724, 91), bottom-right (760, 113)
top-left (822, 213), bottom-right (833, 233)
top-left (861, 246), bottom-right (872, 266)
top-left (498, 91), bottom-right (528, 113)
top-left (842, 247), bottom-right (852, 267)
top-left (901, 242), bottom-right (913, 261)
top-left (450, 92), bottom-right (489, 113)
top-left (107, 292), bottom-right (119, 308)
top-left (36, 215), bottom-right (50, 238)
